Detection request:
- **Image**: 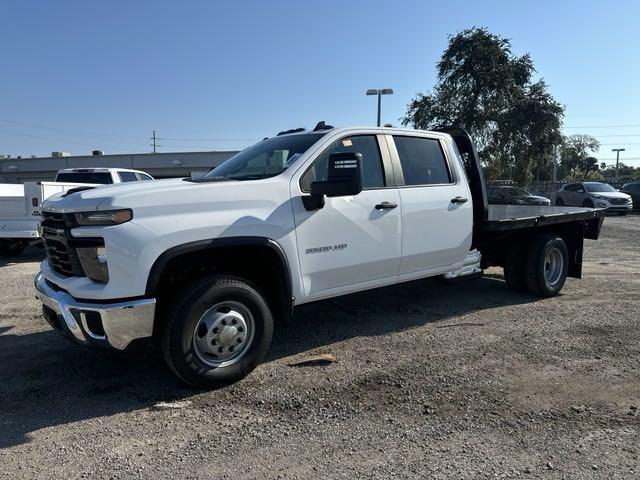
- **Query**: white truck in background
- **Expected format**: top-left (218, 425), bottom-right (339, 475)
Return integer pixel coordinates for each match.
top-left (0, 168), bottom-right (153, 256)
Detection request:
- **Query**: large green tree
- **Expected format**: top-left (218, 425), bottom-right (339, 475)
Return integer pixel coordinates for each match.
top-left (557, 134), bottom-right (600, 178)
top-left (402, 27), bottom-right (564, 185)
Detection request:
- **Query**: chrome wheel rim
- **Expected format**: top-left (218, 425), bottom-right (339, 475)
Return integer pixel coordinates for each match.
top-left (544, 247), bottom-right (564, 287)
top-left (192, 301), bottom-right (255, 367)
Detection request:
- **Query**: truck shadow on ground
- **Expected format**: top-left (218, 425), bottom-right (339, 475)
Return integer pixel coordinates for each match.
top-left (0, 275), bottom-right (535, 448)
top-left (0, 245), bottom-right (45, 268)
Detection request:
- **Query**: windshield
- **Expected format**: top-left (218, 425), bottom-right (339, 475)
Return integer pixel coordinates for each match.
top-left (585, 183), bottom-right (616, 193)
top-left (56, 172), bottom-right (113, 184)
top-left (202, 133), bottom-right (326, 181)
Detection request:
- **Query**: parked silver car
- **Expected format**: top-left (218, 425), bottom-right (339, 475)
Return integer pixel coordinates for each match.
top-left (555, 182), bottom-right (633, 214)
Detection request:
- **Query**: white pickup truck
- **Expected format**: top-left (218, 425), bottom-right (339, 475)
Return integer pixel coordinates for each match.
top-left (34, 125), bottom-right (604, 387)
top-left (0, 168), bottom-right (153, 256)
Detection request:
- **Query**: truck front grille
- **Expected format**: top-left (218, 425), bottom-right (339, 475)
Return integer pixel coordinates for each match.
top-left (40, 211), bottom-right (86, 277)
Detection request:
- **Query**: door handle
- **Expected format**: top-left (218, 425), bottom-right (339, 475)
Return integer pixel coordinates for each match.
top-left (375, 201), bottom-right (397, 210)
top-left (451, 196), bottom-right (468, 204)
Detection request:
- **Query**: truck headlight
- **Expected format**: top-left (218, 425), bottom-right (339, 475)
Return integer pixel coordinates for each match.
top-left (77, 245), bottom-right (109, 283)
top-left (75, 209), bottom-right (133, 226)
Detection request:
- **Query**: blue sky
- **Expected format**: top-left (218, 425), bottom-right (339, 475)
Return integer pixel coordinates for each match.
top-left (1, 0), bottom-right (639, 166)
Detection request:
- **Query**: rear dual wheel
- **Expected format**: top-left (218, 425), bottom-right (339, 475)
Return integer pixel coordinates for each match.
top-left (504, 235), bottom-right (569, 297)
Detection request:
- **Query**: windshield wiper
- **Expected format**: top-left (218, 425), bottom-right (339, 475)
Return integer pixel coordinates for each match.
top-left (185, 176), bottom-right (234, 183)
top-left (228, 174), bottom-right (275, 180)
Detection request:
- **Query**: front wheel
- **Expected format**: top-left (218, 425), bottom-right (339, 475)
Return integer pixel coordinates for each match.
top-left (582, 199), bottom-right (594, 208)
top-left (525, 235), bottom-right (569, 297)
top-left (161, 275), bottom-right (274, 388)
top-left (555, 198), bottom-right (565, 206)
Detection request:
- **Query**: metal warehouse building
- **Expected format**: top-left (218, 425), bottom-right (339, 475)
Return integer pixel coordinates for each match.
top-left (0, 150), bottom-right (239, 183)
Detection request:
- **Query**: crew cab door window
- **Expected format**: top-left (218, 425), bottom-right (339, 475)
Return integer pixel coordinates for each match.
top-left (390, 135), bottom-right (472, 274)
top-left (394, 136), bottom-right (451, 185)
top-left (301, 135), bottom-right (385, 191)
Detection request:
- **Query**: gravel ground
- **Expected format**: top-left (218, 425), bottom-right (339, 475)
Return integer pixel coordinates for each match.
top-left (1, 215), bottom-right (639, 479)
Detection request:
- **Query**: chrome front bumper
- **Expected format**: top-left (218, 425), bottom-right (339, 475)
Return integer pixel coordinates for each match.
top-left (34, 272), bottom-right (156, 350)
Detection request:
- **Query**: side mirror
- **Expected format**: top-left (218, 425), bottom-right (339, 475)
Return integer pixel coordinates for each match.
top-left (302, 152), bottom-right (363, 211)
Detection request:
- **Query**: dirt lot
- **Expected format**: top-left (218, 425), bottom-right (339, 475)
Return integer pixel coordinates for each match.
top-left (1, 215), bottom-right (639, 479)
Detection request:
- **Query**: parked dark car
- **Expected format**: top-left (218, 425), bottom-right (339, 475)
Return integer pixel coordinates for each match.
top-left (487, 186), bottom-right (551, 206)
top-left (620, 182), bottom-right (640, 210)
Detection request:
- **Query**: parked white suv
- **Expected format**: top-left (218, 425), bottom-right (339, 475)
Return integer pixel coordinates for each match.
top-left (34, 125), bottom-right (604, 387)
top-left (555, 181), bottom-right (632, 214)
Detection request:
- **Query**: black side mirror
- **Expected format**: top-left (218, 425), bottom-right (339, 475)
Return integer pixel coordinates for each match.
top-left (302, 152), bottom-right (363, 211)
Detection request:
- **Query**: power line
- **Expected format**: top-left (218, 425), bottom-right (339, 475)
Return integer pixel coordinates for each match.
top-left (565, 124), bottom-right (640, 129)
top-left (563, 133), bottom-right (640, 138)
top-left (158, 136), bottom-right (258, 142)
top-left (1, 119), bottom-right (146, 141)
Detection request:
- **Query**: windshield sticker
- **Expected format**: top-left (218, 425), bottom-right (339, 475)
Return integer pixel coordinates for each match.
top-left (341, 139), bottom-right (353, 147)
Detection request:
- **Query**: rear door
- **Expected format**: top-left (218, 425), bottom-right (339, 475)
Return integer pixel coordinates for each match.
top-left (573, 183), bottom-right (587, 205)
top-left (388, 134), bottom-right (473, 275)
top-left (292, 134), bottom-right (401, 295)
top-left (560, 184), bottom-right (577, 205)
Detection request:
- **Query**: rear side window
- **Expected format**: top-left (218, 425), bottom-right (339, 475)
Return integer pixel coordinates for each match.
top-left (301, 135), bottom-right (385, 191)
top-left (56, 172), bottom-right (113, 184)
top-left (118, 171), bottom-right (139, 182)
top-left (393, 136), bottom-right (451, 185)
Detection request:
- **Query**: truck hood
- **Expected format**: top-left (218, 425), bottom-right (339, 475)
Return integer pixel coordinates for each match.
top-left (41, 177), bottom-right (286, 213)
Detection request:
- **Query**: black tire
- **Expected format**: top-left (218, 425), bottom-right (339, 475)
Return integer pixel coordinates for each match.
top-left (524, 235), bottom-right (569, 297)
top-left (504, 244), bottom-right (528, 293)
top-left (0, 239), bottom-right (28, 257)
top-left (555, 198), bottom-right (565, 206)
top-left (161, 275), bottom-right (274, 388)
top-left (582, 199), bottom-right (594, 208)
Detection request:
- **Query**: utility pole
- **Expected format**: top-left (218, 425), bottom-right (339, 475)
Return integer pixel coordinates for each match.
top-left (366, 88), bottom-right (394, 127)
top-left (611, 148), bottom-right (625, 181)
top-left (151, 130), bottom-right (157, 153)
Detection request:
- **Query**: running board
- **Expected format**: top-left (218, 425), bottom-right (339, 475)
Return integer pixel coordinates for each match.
top-left (443, 249), bottom-right (482, 280)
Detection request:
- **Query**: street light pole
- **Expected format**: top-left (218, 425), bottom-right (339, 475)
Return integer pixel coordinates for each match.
top-left (611, 148), bottom-right (625, 182)
top-left (366, 88), bottom-right (394, 127)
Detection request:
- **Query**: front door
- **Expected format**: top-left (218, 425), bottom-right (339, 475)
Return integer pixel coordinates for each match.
top-left (292, 134), bottom-right (401, 295)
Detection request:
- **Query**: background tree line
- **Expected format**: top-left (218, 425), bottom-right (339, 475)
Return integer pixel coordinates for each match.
top-left (401, 28), bottom-right (638, 185)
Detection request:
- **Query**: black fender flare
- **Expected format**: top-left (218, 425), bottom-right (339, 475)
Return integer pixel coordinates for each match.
top-left (145, 237), bottom-right (293, 312)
